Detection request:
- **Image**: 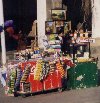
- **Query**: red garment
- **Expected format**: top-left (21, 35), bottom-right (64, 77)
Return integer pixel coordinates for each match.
top-left (6, 27), bottom-right (14, 35)
top-left (6, 27), bottom-right (19, 40)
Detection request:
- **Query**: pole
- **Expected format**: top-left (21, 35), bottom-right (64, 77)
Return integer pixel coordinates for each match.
top-left (91, 0), bottom-right (100, 37)
top-left (37, 0), bottom-right (47, 48)
top-left (0, 0), bottom-right (6, 65)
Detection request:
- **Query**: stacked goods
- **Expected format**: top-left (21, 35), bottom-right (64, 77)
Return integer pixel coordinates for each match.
top-left (10, 72), bottom-right (16, 90)
top-left (76, 57), bottom-right (93, 62)
top-left (20, 64), bottom-right (31, 83)
top-left (49, 61), bottom-right (56, 73)
top-left (40, 62), bottom-right (45, 80)
top-left (44, 62), bottom-right (50, 76)
top-left (73, 31), bottom-right (95, 43)
top-left (34, 60), bottom-right (43, 80)
top-left (47, 35), bottom-right (61, 50)
top-left (6, 62), bottom-right (19, 95)
top-left (15, 67), bottom-right (22, 88)
top-left (73, 30), bottom-right (92, 39)
top-left (56, 61), bottom-right (65, 78)
top-left (14, 48), bottom-right (42, 60)
top-left (40, 61), bottom-right (50, 80)
top-left (7, 68), bottom-right (16, 94)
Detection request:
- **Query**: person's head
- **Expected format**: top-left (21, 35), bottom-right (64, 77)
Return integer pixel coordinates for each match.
top-left (6, 27), bottom-right (14, 34)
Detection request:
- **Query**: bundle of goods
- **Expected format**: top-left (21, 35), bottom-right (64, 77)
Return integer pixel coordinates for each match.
top-left (56, 60), bottom-right (65, 78)
top-left (34, 60), bottom-right (56, 81)
top-left (5, 62), bottom-right (31, 95)
top-left (9, 70), bottom-right (16, 91)
top-left (14, 48), bottom-right (42, 60)
top-left (77, 57), bottom-right (89, 62)
top-left (42, 49), bottom-right (61, 60)
top-left (15, 67), bottom-right (22, 89)
top-left (6, 63), bottom-right (18, 95)
top-left (20, 64), bottom-right (31, 83)
top-left (40, 61), bottom-right (50, 80)
top-left (48, 40), bottom-right (61, 49)
top-left (49, 61), bottom-right (56, 73)
top-left (14, 49), bottom-right (32, 60)
top-left (34, 60), bottom-right (43, 80)
top-left (77, 57), bottom-right (98, 63)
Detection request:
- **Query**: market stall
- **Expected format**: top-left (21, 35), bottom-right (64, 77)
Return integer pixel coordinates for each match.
top-left (5, 48), bottom-right (74, 97)
top-left (1, 0), bottom-right (98, 98)
top-left (5, 36), bottom-right (98, 97)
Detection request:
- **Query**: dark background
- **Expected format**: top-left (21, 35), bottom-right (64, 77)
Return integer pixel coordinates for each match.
top-left (2, 0), bottom-right (90, 51)
top-left (3, 0), bottom-right (37, 34)
top-left (3, 0), bottom-right (84, 34)
top-left (62, 0), bottom-right (84, 31)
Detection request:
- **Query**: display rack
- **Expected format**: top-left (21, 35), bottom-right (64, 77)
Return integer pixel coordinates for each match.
top-left (70, 42), bottom-right (91, 63)
top-left (67, 41), bottom-right (98, 89)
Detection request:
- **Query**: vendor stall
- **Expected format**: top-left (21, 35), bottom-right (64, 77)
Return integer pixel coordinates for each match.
top-left (5, 48), bottom-right (74, 97)
top-left (2, 0), bottom-right (98, 98)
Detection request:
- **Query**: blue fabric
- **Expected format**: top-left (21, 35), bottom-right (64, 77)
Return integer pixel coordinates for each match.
top-left (2, 73), bottom-right (6, 81)
top-left (4, 20), bottom-right (14, 27)
top-left (0, 26), bottom-right (3, 32)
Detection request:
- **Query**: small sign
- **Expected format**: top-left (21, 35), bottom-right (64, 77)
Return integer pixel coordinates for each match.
top-left (76, 38), bottom-right (95, 43)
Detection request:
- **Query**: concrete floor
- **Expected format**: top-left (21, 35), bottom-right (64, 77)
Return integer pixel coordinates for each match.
top-left (0, 83), bottom-right (100, 103)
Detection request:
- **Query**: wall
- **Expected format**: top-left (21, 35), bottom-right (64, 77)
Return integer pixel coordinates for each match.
top-left (92, 0), bottom-right (100, 37)
top-left (37, 0), bottom-right (47, 48)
